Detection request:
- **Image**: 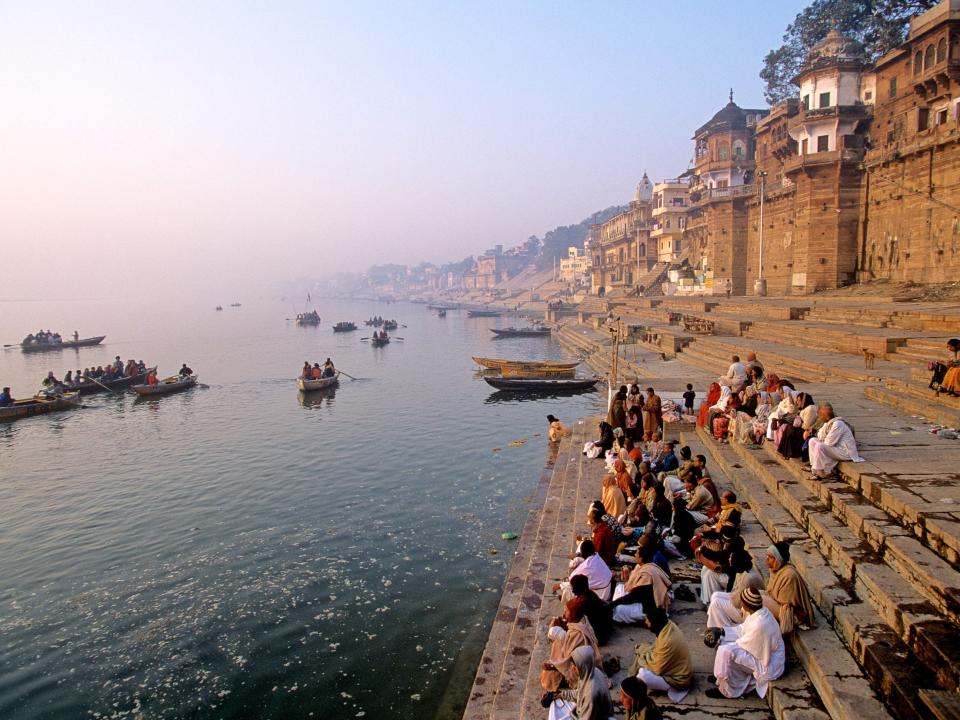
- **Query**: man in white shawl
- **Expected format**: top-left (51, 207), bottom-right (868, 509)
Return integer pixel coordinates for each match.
top-left (806, 403), bottom-right (864, 479)
top-left (718, 355), bottom-right (747, 391)
top-left (705, 587), bottom-right (785, 700)
top-left (558, 539), bottom-right (613, 603)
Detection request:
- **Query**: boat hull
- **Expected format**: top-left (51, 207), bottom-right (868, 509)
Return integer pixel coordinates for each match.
top-left (500, 365), bottom-right (576, 379)
top-left (467, 310), bottom-right (502, 317)
top-left (65, 367), bottom-right (157, 395)
top-left (333, 325), bottom-right (357, 332)
top-left (483, 377), bottom-right (598, 392)
top-left (132, 375), bottom-right (198, 396)
top-left (297, 372), bottom-right (340, 391)
top-left (490, 328), bottom-right (551, 337)
top-left (21, 335), bottom-right (106, 353)
top-left (0, 392), bottom-right (82, 421)
top-left (371, 338), bottom-right (390, 347)
top-left (471, 356), bottom-right (578, 372)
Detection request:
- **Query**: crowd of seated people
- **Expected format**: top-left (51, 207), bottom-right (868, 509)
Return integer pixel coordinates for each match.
top-left (538, 410), bottom-right (819, 718)
top-left (700, 351), bottom-right (865, 481)
top-left (40, 358), bottom-right (149, 393)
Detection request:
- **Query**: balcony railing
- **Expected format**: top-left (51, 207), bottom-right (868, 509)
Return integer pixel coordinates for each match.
top-left (784, 148), bottom-right (863, 173)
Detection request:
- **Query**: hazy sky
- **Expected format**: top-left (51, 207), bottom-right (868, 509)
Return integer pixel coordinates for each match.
top-left (0, 1), bottom-right (808, 300)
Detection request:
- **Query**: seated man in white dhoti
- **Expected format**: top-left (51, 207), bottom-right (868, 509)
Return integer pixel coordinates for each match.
top-left (628, 607), bottom-right (693, 703)
top-left (805, 403), bottom-right (864, 480)
top-left (704, 587), bottom-right (785, 700)
top-left (609, 540), bottom-right (670, 624)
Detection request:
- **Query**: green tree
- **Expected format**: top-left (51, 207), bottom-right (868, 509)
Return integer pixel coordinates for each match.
top-left (761, 0), bottom-right (937, 105)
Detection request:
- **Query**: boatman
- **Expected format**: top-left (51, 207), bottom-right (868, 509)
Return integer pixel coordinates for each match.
top-left (179, 363), bottom-right (194, 378)
top-left (322, 358), bottom-right (336, 378)
top-left (0, 387), bottom-right (13, 407)
top-left (73, 330), bottom-right (79, 342)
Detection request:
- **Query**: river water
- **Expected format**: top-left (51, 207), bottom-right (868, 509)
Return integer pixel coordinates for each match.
top-left (0, 298), bottom-right (603, 720)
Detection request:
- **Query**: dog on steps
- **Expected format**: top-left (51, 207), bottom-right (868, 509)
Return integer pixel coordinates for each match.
top-left (861, 348), bottom-right (876, 369)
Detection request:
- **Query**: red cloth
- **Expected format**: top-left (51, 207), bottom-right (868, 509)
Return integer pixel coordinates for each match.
top-left (697, 382), bottom-right (721, 427)
top-left (592, 522), bottom-right (617, 567)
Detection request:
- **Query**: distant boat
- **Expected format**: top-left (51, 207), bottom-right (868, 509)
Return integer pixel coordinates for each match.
top-left (437, 309), bottom-right (447, 317)
top-left (370, 335), bottom-right (390, 347)
top-left (483, 377), bottom-right (599, 392)
top-left (490, 327), bottom-right (551, 337)
top-left (467, 309), bottom-right (502, 317)
top-left (230, 302), bottom-right (242, 307)
top-left (21, 335), bottom-right (106, 353)
top-left (0, 392), bottom-right (82, 422)
top-left (296, 311), bottom-right (321, 326)
top-left (333, 321), bottom-right (357, 332)
top-left (298, 372), bottom-right (340, 391)
top-left (215, 306), bottom-right (223, 311)
top-left (382, 320), bottom-right (398, 330)
top-left (132, 375), bottom-right (198, 396)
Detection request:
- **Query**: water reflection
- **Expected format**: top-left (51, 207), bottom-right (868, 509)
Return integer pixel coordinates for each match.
top-left (484, 387), bottom-right (599, 404)
top-left (298, 386), bottom-right (338, 408)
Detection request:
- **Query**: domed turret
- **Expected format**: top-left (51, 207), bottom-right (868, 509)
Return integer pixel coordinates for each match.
top-left (805, 28), bottom-right (864, 66)
top-left (635, 172), bottom-right (653, 202)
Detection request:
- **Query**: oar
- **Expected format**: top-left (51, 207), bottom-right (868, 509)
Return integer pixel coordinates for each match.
top-left (85, 375), bottom-right (121, 394)
top-left (360, 337), bottom-right (371, 341)
top-left (3, 343), bottom-right (20, 349)
top-left (338, 370), bottom-right (358, 381)
top-left (393, 337), bottom-right (404, 341)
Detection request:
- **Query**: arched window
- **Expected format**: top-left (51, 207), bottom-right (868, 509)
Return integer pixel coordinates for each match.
top-left (937, 37), bottom-right (947, 63)
top-left (915, 50), bottom-right (923, 74)
top-left (718, 141), bottom-right (729, 160)
top-left (925, 44), bottom-right (935, 70)
top-left (732, 140), bottom-right (746, 160)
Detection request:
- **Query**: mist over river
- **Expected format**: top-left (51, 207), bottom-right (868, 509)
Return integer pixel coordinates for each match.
top-left (0, 298), bottom-right (602, 720)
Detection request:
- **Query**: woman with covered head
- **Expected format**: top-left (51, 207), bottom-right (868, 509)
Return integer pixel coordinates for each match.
top-left (932, 338), bottom-right (960, 394)
top-left (540, 614), bottom-right (602, 693)
top-left (774, 391), bottom-right (816, 459)
top-left (612, 458), bottom-right (636, 501)
top-left (762, 541), bottom-right (816, 633)
top-left (570, 645), bottom-right (614, 720)
top-left (601, 474), bottom-right (627, 521)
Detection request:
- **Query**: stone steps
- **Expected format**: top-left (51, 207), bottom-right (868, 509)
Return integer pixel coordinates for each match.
top-left (865, 384), bottom-right (960, 428)
top-left (697, 427), bottom-right (960, 714)
top-left (681, 432), bottom-right (894, 720)
top-left (693, 428), bottom-right (933, 719)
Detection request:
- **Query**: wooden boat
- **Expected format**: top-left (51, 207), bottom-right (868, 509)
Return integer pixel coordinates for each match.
top-left (230, 302), bottom-right (241, 307)
top-left (371, 335), bottom-right (390, 347)
top-left (0, 392), bottom-right (82, 422)
top-left (382, 320), bottom-right (398, 330)
top-left (132, 374), bottom-right (197, 396)
top-left (298, 372), bottom-right (340, 391)
top-left (437, 309), bottom-right (447, 317)
top-left (65, 367), bottom-right (157, 396)
top-left (427, 303), bottom-right (458, 311)
top-left (21, 335), bottom-right (106, 353)
top-left (467, 309), bottom-right (502, 317)
top-left (490, 327), bottom-right (551, 337)
top-left (501, 365), bottom-right (576, 379)
top-left (333, 322), bottom-right (357, 332)
top-left (483, 377), bottom-right (599, 392)
top-left (472, 356), bottom-right (579, 372)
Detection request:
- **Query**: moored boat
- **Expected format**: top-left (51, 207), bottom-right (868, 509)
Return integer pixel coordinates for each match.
top-left (0, 392), bottom-right (82, 422)
top-left (21, 335), bottom-right (106, 353)
top-left (500, 365), bottom-right (576, 379)
top-left (132, 375), bottom-right (198, 396)
top-left (490, 327), bottom-right (551, 337)
top-left (333, 322), bottom-right (357, 332)
top-left (483, 377), bottom-right (599, 392)
top-left (472, 356), bottom-right (579, 372)
top-left (467, 309), bottom-right (502, 317)
top-left (298, 372), bottom-right (340, 391)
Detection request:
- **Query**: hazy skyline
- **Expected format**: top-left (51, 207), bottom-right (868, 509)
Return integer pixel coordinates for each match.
top-left (1, 1), bottom-right (808, 300)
